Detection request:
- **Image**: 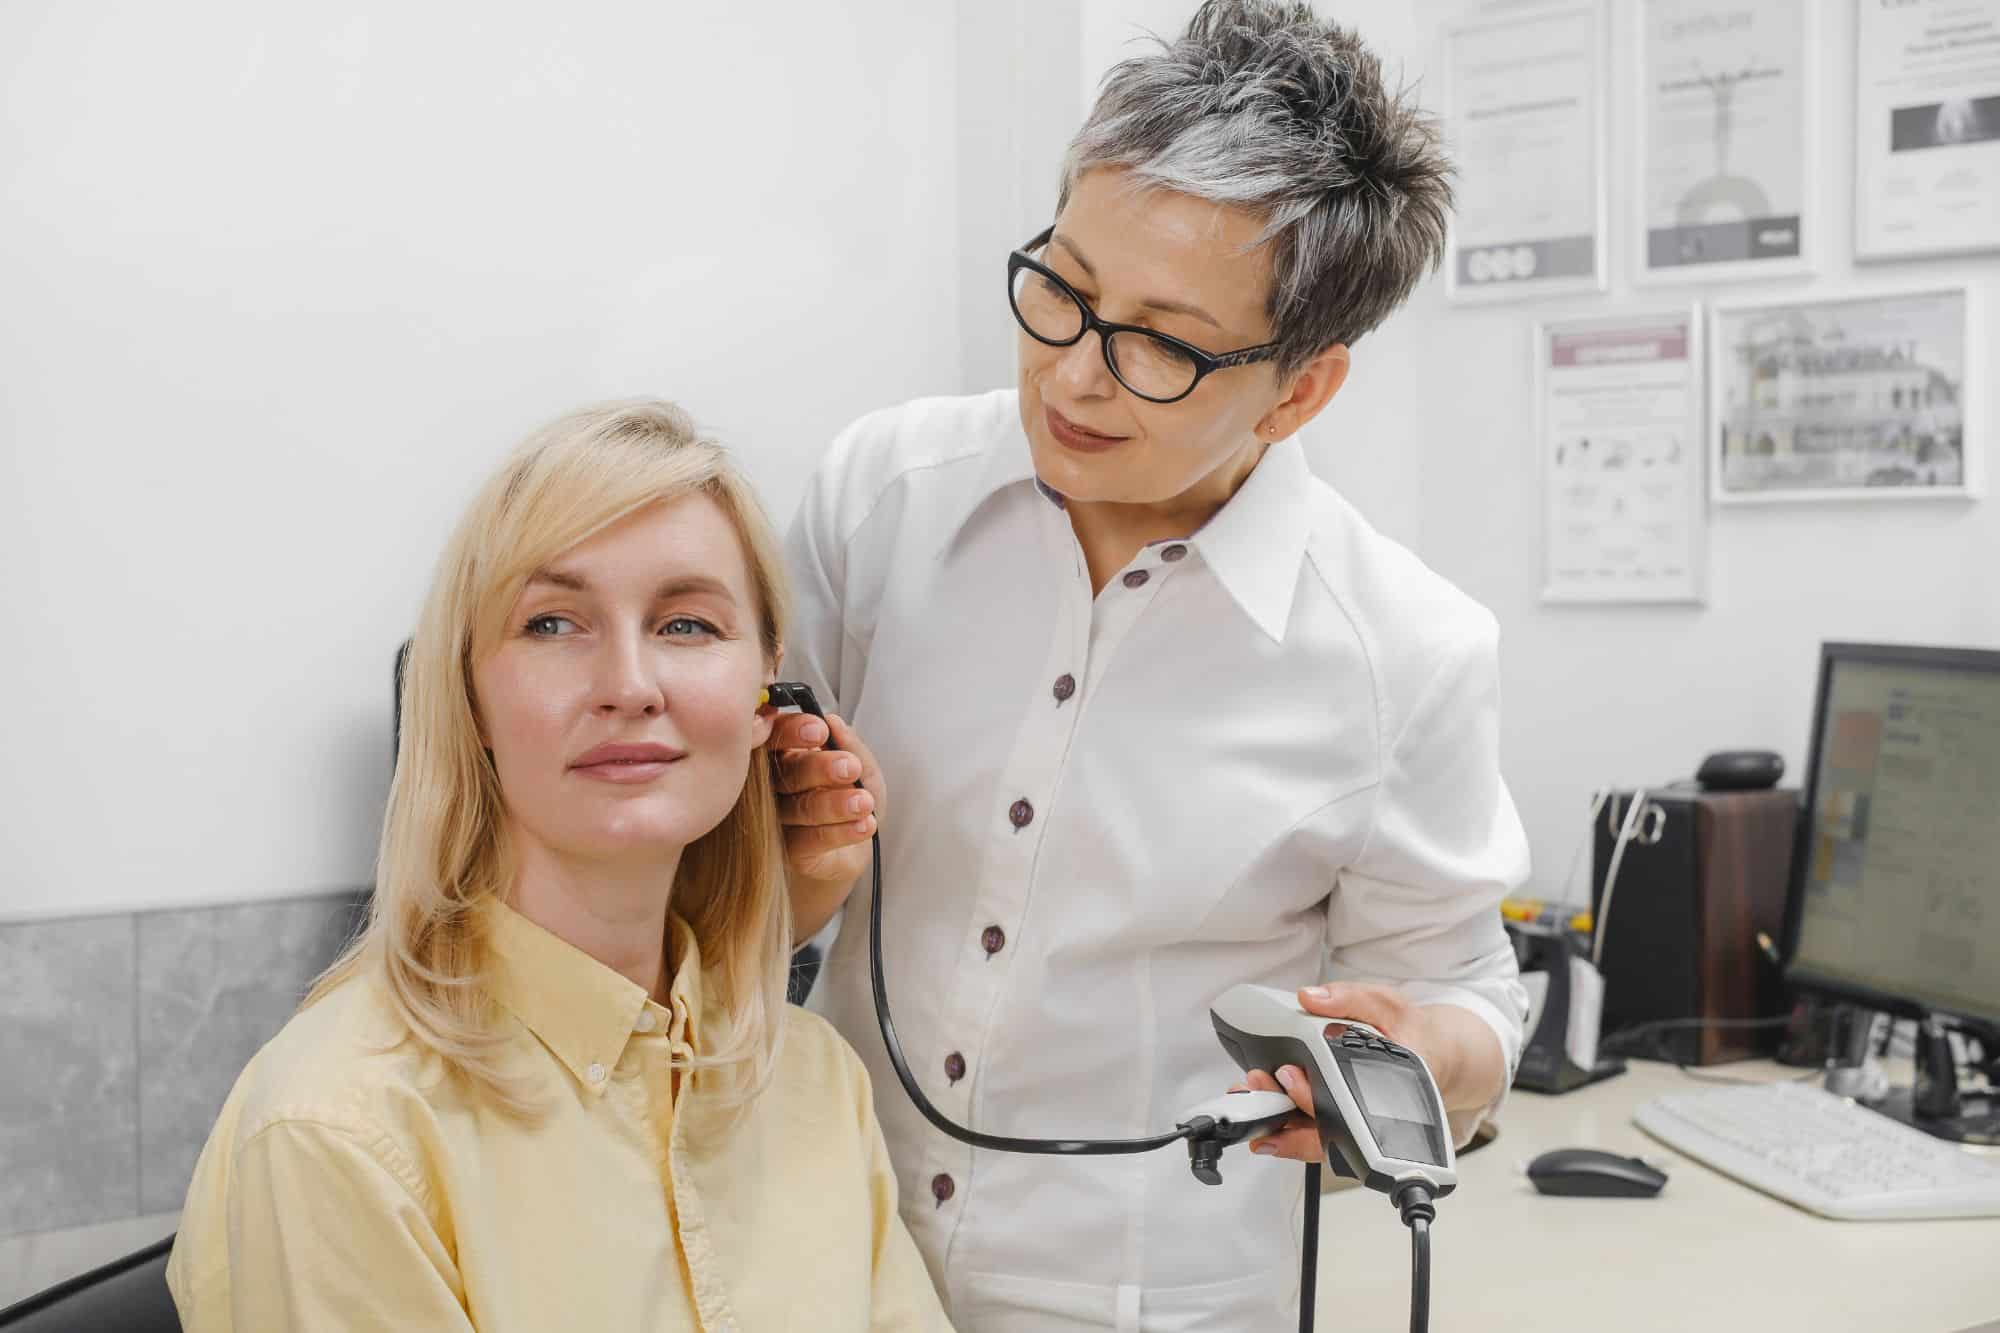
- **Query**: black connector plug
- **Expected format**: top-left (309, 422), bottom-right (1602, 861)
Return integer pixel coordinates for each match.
top-left (765, 681), bottom-right (825, 717)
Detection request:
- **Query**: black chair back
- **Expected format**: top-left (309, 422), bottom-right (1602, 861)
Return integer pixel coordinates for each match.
top-left (0, 1235), bottom-right (179, 1332)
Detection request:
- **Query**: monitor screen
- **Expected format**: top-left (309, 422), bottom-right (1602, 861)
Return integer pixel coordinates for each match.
top-left (1791, 647), bottom-right (2000, 1027)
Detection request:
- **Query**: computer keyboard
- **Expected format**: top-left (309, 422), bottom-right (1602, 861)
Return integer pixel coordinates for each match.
top-left (1633, 1079), bottom-right (2000, 1220)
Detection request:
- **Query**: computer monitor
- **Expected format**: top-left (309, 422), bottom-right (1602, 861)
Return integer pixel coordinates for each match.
top-left (1783, 641), bottom-right (2000, 1141)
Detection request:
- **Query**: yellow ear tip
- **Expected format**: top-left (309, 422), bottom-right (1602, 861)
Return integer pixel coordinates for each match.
top-left (759, 687), bottom-right (770, 707)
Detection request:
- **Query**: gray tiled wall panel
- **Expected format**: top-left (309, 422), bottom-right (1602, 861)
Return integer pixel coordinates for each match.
top-left (0, 917), bottom-right (138, 1238)
top-left (137, 894), bottom-right (367, 1214)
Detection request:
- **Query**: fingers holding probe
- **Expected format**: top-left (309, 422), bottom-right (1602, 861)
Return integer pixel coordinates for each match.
top-left (1234, 1067), bottom-right (1322, 1163)
top-left (768, 708), bottom-right (886, 886)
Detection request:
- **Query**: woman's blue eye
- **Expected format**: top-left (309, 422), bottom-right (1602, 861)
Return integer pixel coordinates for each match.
top-left (525, 614), bottom-right (579, 636)
top-left (662, 616), bottom-right (717, 638)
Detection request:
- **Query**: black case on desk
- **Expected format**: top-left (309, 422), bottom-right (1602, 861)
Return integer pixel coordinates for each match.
top-left (1590, 789), bottom-right (1797, 1065)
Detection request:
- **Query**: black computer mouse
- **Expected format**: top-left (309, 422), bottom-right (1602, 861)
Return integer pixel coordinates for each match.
top-left (1526, 1148), bottom-right (1668, 1198)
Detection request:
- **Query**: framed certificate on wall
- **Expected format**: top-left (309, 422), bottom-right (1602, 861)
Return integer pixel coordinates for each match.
top-left (1709, 286), bottom-right (1982, 504)
top-left (1854, 0), bottom-right (2000, 262)
top-left (1443, 3), bottom-right (1608, 302)
top-left (1634, 0), bottom-right (1817, 284)
top-left (1537, 308), bottom-right (1707, 604)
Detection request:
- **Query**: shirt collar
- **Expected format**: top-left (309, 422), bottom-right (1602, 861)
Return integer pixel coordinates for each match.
top-left (1188, 435), bottom-right (1310, 645)
top-left (961, 421), bottom-right (1311, 645)
top-left (484, 900), bottom-right (703, 1091)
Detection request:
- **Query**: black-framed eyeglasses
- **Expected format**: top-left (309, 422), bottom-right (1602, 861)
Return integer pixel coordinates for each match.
top-left (1007, 226), bottom-right (1282, 404)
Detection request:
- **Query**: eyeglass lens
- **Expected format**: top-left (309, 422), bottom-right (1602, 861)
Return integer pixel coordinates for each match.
top-left (1009, 266), bottom-right (1202, 402)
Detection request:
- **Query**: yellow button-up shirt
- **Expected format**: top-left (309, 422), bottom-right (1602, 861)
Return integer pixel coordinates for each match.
top-left (167, 904), bottom-right (951, 1331)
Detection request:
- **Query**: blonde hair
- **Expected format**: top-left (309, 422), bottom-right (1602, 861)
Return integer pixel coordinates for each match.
top-left (307, 399), bottom-right (793, 1118)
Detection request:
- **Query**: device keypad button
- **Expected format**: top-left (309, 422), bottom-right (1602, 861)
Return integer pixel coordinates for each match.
top-left (1008, 798), bottom-right (1034, 829)
top-left (944, 1051), bottom-right (966, 1083)
top-left (981, 925), bottom-right (1006, 956)
top-left (931, 1173), bottom-right (956, 1205)
top-left (1053, 673), bottom-right (1076, 704)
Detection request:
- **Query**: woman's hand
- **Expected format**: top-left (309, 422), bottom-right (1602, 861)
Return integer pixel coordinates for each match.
top-left (1233, 982), bottom-right (1497, 1159)
top-left (768, 710), bottom-right (886, 943)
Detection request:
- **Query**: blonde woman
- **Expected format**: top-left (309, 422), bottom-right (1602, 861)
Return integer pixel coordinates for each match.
top-left (166, 401), bottom-right (950, 1331)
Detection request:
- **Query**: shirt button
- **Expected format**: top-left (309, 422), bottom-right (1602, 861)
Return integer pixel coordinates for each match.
top-left (586, 1062), bottom-right (606, 1084)
top-left (944, 1051), bottom-right (966, 1083)
top-left (981, 925), bottom-right (1006, 956)
top-left (634, 1010), bottom-right (656, 1033)
top-left (931, 1173), bottom-right (956, 1205)
top-left (1008, 798), bottom-right (1034, 829)
top-left (1052, 673), bottom-right (1076, 704)
top-left (1161, 543), bottom-right (1188, 562)
top-left (1122, 569), bottom-right (1150, 589)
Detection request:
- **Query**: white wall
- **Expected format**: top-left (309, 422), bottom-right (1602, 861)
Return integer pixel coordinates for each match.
top-left (0, 1), bottom-right (960, 920)
top-left (1404, 0), bottom-right (2000, 906)
top-left (958, 1), bottom-right (1082, 394)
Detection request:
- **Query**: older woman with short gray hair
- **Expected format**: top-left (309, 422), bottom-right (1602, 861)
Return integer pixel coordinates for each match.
top-left (773, 3), bottom-right (1528, 1328)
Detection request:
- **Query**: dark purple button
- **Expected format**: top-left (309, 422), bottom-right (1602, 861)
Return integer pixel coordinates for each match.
top-left (1008, 798), bottom-right (1034, 829)
top-left (931, 1173), bottom-right (955, 1205)
top-left (981, 925), bottom-right (1006, 956)
top-left (944, 1051), bottom-right (966, 1083)
top-left (1122, 569), bottom-right (1150, 589)
top-left (1053, 673), bottom-right (1076, 704)
top-left (1161, 543), bottom-right (1188, 562)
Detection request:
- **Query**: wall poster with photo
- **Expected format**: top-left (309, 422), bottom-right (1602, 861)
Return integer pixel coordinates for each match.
top-left (1853, 0), bottom-right (2000, 262)
top-left (1443, 3), bottom-right (1607, 302)
top-left (1537, 308), bottom-right (1707, 604)
top-left (1634, 0), bottom-right (1817, 284)
top-left (1710, 287), bottom-right (1983, 504)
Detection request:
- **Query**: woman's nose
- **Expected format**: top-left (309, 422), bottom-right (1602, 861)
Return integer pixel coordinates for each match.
top-left (1051, 329), bottom-right (1116, 398)
top-left (592, 630), bottom-right (664, 715)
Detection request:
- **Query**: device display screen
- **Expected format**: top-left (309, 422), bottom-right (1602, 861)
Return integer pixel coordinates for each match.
top-left (1352, 1060), bottom-right (1434, 1122)
top-left (1343, 1057), bottom-right (1446, 1166)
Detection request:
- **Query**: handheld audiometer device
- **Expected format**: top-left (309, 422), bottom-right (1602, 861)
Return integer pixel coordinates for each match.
top-left (1210, 984), bottom-right (1457, 1199)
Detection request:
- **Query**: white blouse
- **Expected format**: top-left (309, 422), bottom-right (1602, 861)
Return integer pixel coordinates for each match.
top-left (787, 389), bottom-right (1530, 1332)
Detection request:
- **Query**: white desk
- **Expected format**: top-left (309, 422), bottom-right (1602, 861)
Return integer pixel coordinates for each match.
top-left (1310, 1060), bottom-right (2000, 1332)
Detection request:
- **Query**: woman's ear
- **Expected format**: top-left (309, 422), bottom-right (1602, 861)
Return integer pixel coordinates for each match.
top-left (752, 644), bottom-right (784, 748)
top-left (752, 686), bottom-right (778, 748)
top-left (1256, 343), bottom-right (1351, 441)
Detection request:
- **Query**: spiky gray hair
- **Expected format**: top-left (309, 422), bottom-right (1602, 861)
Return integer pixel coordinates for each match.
top-left (1061, 0), bottom-right (1453, 370)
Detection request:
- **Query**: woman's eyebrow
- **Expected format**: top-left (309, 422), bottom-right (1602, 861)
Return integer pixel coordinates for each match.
top-left (525, 568), bottom-right (736, 603)
top-left (653, 574), bottom-right (737, 604)
top-left (1049, 232), bottom-right (1222, 330)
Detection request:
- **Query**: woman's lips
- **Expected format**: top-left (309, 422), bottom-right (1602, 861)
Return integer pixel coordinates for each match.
top-left (570, 742), bottom-right (684, 783)
top-left (1045, 404), bottom-right (1129, 454)
top-left (571, 759), bottom-right (678, 784)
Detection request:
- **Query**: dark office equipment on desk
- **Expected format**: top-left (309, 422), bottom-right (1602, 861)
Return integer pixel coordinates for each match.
top-left (1695, 748), bottom-right (1783, 791)
top-left (1589, 787), bottom-right (1797, 1066)
top-left (1511, 924), bottom-right (1624, 1093)
top-left (1629, 642), bottom-right (2000, 1220)
top-left (1778, 641), bottom-right (2000, 1145)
